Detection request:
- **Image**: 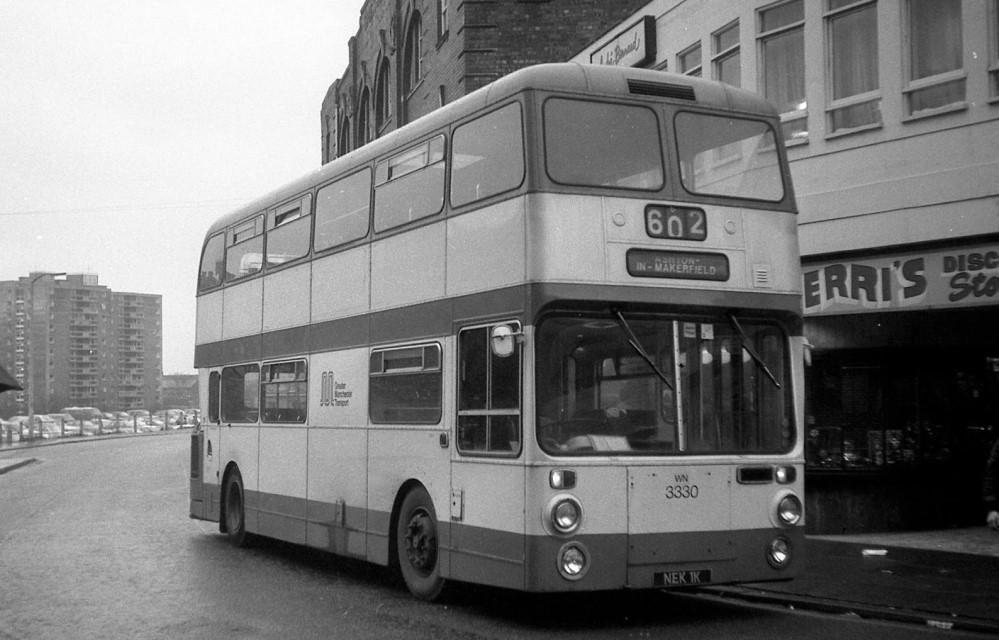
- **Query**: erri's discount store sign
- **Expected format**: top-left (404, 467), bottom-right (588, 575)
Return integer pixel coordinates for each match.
top-left (803, 243), bottom-right (999, 316)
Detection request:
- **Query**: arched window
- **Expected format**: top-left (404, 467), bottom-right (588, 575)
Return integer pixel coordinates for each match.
top-left (375, 57), bottom-right (391, 132)
top-left (437, 0), bottom-right (448, 39)
top-left (324, 115), bottom-right (332, 163)
top-left (338, 116), bottom-right (350, 157)
top-left (357, 87), bottom-right (370, 147)
top-left (403, 12), bottom-right (422, 96)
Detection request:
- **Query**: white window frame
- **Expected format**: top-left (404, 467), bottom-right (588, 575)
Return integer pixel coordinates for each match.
top-left (711, 20), bottom-right (741, 88)
top-left (758, 0), bottom-right (807, 143)
top-left (824, 0), bottom-right (882, 136)
top-left (901, 0), bottom-right (967, 120)
top-left (678, 41), bottom-right (702, 77)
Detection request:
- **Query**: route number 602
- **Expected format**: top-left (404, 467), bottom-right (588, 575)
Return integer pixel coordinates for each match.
top-left (645, 205), bottom-right (707, 241)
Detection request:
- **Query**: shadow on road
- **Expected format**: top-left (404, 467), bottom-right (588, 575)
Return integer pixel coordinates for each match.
top-left (190, 531), bottom-right (769, 631)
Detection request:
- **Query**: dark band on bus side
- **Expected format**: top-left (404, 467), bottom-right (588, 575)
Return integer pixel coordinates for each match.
top-left (194, 283), bottom-right (802, 368)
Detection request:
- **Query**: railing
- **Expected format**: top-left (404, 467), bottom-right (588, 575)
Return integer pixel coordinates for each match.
top-left (1, 411), bottom-right (199, 447)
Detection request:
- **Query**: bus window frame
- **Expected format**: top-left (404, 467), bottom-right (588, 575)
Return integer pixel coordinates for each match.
top-left (373, 134), bottom-right (447, 234)
top-left (368, 342), bottom-right (444, 425)
top-left (224, 214), bottom-right (265, 283)
top-left (313, 167), bottom-right (373, 255)
top-left (265, 193), bottom-right (313, 270)
top-left (220, 362), bottom-right (261, 424)
top-left (260, 359), bottom-right (308, 424)
top-left (197, 232), bottom-right (226, 293)
top-left (672, 108), bottom-right (787, 204)
top-left (448, 101), bottom-right (527, 210)
top-left (455, 320), bottom-right (523, 458)
top-left (542, 95), bottom-right (666, 192)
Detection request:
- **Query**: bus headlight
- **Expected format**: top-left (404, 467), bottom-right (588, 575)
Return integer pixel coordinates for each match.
top-left (766, 536), bottom-right (792, 569)
top-left (551, 497), bottom-right (582, 534)
top-left (776, 494), bottom-right (802, 527)
top-left (557, 542), bottom-right (589, 580)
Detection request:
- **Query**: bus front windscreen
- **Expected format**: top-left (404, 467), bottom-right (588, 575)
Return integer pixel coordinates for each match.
top-left (535, 312), bottom-right (793, 456)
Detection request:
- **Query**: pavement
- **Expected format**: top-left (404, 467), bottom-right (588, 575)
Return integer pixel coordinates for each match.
top-left (1, 451), bottom-right (996, 632)
top-left (704, 528), bottom-right (999, 634)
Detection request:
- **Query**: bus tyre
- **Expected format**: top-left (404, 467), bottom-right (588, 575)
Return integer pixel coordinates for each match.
top-left (222, 470), bottom-right (249, 548)
top-left (396, 487), bottom-right (446, 601)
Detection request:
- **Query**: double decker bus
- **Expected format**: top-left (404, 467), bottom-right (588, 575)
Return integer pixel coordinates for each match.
top-left (189, 62), bottom-right (805, 600)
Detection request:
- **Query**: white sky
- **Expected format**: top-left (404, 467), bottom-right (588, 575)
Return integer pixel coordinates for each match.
top-left (0, 0), bottom-right (364, 374)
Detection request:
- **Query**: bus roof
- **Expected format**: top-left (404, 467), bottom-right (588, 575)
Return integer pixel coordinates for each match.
top-left (204, 63), bottom-right (780, 238)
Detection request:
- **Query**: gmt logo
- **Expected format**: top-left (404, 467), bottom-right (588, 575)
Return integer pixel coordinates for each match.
top-left (319, 371), bottom-right (352, 407)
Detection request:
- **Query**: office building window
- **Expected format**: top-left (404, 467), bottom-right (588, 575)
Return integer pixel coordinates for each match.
top-left (678, 42), bottom-right (702, 77)
top-left (712, 21), bottom-right (741, 88)
top-left (905, 0), bottom-right (964, 116)
top-left (759, 0), bottom-right (807, 142)
top-left (826, 0), bottom-right (881, 133)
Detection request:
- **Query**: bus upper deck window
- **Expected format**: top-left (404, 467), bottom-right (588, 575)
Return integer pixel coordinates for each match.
top-left (198, 233), bottom-right (225, 291)
top-left (674, 112), bottom-right (784, 202)
top-left (225, 216), bottom-right (264, 282)
top-left (315, 169), bottom-right (371, 252)
top-left (544, 98), bottom-right (663, 191)
top-left (451, 102), bottom-right (525, 207)
top-left (373, 135), bottom-right (446, 233)
top-left (266, 195), bottom-right (312, 267)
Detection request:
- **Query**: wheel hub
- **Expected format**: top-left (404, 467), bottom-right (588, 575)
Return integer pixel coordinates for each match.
top-left (404, 510), bottom-right (437, 574)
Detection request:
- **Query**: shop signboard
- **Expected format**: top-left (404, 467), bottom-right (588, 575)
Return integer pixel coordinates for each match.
top-left (590, 16), bottom-right (656, 68)
top-left (803, 243), bottom-right (999, 316)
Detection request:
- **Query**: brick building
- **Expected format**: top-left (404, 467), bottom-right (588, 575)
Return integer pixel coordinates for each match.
top-left (321, 0), bottom-right (648, 162)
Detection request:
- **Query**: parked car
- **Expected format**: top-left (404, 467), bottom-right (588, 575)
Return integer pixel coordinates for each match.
top-left (43, 413), bottom-right (83, 437)
top-left (9, 415), bottom-right (61, 439)
top-left (1, 418), bottom-right (21, 442)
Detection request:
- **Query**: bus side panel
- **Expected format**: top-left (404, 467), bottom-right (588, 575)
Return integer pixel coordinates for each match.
top-left (311, 246), bottom-right (370, 322)
top-left (222, 279), bottom-right (263, 341)
top-left (195, 289), bottom-right (223, 346)
top-left (307, 427), bottom-right (368, 557)
top-left (448, 460), bottom-right (526, 589)
top-left (445, 198), bottom-right (526, 297)
top-left (525, 193), bottom-right (606, 283)
top-left (366, 428), bottom-right (451, 567)
top-left (307, 349), bottom-right (370, 556)
top-left (263, 263), bottom-right (311, 332)
top-left (224, 424), bottom-right (261, 535)
top-left (257, 425), bottom-right (308, 544)
top-left (370, 222), bottom-right (445, 313)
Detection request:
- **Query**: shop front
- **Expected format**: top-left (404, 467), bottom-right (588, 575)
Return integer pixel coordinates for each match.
top-left (803, 241), bottom-right (999, 533)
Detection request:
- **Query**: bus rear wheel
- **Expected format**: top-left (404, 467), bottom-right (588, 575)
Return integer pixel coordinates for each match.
top-left (396, 487), bottom-right (446, 601)
top-left (222, 470), bottom-right (249, 547)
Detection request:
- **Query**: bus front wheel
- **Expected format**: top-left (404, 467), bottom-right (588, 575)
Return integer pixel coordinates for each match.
top-left (222, 469), bottom-right (249, 547)
top-left (396, 487), bottom-right (446, 601)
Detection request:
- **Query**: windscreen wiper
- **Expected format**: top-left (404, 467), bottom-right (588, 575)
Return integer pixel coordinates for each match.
top-left (727, 313), bottom-right (782, 389)
top-left (613, 309), bottom-right (674, 390)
